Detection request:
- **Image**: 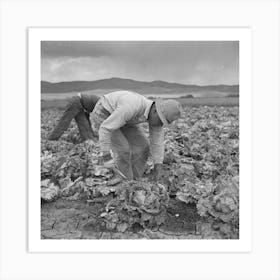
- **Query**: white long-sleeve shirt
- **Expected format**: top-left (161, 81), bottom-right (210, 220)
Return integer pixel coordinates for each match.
top-left (98, 91), bottom-right (164, 164)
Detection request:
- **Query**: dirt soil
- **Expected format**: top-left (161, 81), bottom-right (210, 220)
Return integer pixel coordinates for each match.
top-left (41, 197), bottom-right (203, 239)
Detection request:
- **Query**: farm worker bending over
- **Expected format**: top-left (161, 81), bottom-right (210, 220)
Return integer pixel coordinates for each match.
top-left (48, 93), bottom-right (100, 141)
top-left (91, 90), bottom-right (182, 181)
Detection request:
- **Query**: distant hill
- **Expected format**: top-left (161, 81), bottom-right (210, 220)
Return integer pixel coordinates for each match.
top-left (41, 78), bottom-right (239, 96)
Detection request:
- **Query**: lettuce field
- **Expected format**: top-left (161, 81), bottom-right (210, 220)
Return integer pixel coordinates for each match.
top-left (41, 104), bottom-right (239, 239)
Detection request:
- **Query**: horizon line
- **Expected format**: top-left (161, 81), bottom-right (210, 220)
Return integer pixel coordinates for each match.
top-left (41, 77), bottom-right (239, 87)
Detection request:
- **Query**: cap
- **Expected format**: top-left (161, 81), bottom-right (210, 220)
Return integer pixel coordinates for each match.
top-left (155, 99), bottom-right (182, 126)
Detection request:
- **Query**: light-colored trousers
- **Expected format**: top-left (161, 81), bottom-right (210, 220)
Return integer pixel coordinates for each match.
top-left (91, 101), bottom-right (150, 180)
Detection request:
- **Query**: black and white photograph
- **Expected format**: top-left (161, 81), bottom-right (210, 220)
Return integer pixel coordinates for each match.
top-left (40, 39), bottom-right (240, 240)
top-left (3, 0), bottom-right (280, 278)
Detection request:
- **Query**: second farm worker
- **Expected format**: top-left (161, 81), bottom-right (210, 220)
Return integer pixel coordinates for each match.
top-left (91, 90), bottom-right (182, 181)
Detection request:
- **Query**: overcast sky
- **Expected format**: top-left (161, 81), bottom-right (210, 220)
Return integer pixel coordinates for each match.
top-left (41, 41), bottom-right (239, 85)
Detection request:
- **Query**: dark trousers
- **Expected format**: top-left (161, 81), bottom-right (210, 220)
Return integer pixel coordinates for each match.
top-left (48, 96), bottom-right (96, 141)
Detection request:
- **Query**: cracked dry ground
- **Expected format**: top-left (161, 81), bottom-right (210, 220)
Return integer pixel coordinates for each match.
top-left (41, 197), bottom-right (203, 239)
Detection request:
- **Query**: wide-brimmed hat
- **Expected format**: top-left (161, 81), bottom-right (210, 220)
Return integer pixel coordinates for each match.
top-left (155, 99), bottom-right (182, 126)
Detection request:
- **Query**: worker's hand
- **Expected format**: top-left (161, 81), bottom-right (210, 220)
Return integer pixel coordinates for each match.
top-left (84, 139), bottom-right (95, 146)
top-left (154, 163), bottom-right (164, 182)
top-left (98, 151), bottom-right (114, 168)
top-left (84, 139), bottom-right (96, 154)
top-left (102, 151), bottom-right (113, 162)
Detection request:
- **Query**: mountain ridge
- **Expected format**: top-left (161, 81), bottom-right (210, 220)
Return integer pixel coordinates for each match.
top-left (41, 77), bottom-right (239, 94)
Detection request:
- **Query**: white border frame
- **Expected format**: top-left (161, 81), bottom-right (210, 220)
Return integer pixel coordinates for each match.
top-left (28, 27), bottom-right (252, 253)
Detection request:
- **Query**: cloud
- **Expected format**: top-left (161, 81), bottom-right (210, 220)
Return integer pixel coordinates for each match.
top-left (41, 41), bottom-right (239, 85)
